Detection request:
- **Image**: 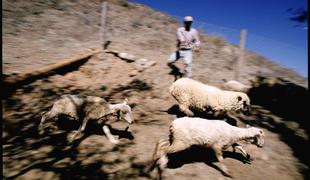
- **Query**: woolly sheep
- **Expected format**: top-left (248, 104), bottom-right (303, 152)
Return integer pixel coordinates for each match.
top-left (169, 78), bottom-right (251, 116)
top-left (149, 117), bottom-right (264, 178)
top-left (222, 79), bottom-right (251, 93)
top-left (38, 94), bottom-right (133, 144)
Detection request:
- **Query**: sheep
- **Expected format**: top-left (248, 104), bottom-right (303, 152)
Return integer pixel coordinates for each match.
top-left (149, 117), bottom-right (264, 178)
top-left (169, 78), bottom-right (251, 117)
top-left (222, 79), bottom-right (251, 93)
top-left (38, 94), bottom-right (133, 144)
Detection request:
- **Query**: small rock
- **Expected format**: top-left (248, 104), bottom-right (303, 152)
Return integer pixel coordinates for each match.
top-left (136, 66), bottom-right (145, 72)
top-left (136, 58), bottom-right (148, 64)
top-left (118, 52), bottom-right (128, 59)
top-left (137, 59), bottom-right (156, 67)
top-left (118, 52), bottom-right (136, 61)
top-left (126, 54), bottom-right (136, 60)
top-left (129, 70), bottom-right (139, 77)
top-left (135, 58), bottom-right (154, 72)
top-left (148, 60), bottom-right (156, 66)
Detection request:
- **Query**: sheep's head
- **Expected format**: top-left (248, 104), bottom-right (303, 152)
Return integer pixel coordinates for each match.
top-left (117, 98), bottom-right (134, 124)
top-left (236, 93), bottom-right (251, 115)
top-left (39, 123), bottom-right (58, 135)
top-left (247, 126), bottom-right (264, 148)
top-left (38, 114), bottom-right (58, 135)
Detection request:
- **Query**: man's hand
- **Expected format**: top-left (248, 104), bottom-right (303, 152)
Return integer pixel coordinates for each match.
top-left (179, 41), bottom-right (187, 48)
top-left (194, 48), bottom-right (200, 53)
top-left (193, 46), bottom-right (200, 53)
top-left (193, 46), bottom-right (202, 57)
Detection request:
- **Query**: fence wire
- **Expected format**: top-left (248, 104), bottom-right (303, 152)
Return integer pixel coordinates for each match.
top-left (170, 14), bottom-right (308, 77)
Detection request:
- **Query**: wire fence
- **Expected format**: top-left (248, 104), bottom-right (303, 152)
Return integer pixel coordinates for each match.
top-left (170, 15), bottom-right (308, 77)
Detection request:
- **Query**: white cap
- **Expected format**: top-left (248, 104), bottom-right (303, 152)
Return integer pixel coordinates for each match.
top-left (184, 16), bottom-right (193, 22)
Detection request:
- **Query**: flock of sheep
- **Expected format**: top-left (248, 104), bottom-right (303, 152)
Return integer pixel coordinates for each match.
top-left (38, 77), bottom-right (264, 179)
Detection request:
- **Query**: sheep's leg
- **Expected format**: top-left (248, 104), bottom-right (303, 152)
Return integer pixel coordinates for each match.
top-left (150, 140), bottom-right (170, 166)
top-left (149, 139), bottom-right (189, 179)
top-left (232, 143), bottom-right (252, 161)
top-left (148, 139), bottom-right (170, 174)
top-left (157, 166), bottom-right (163, 180)
top-left (70, 117), bottom-right (89, 142)
top-left (39, 112), bottom-right (48, 126)
top-left (103, 125), bottom-right (119, 144)
top-left (213, 146), bottom-right (233, 178)
top-left (179, 104), bottom-right (194, 117)
top-left (39, 111), bottom-right (55, 126)
top-left (157, 141), bottom-right (189, 177)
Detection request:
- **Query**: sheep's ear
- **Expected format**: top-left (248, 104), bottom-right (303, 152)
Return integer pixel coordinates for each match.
top-left (123, 98), bottom-right (128, 105)
top-left (237, 96), bottom-right (242, 101)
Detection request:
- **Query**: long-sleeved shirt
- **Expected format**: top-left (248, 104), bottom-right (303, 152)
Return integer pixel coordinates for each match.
top-left (177, 27), bottom-right (200, 50)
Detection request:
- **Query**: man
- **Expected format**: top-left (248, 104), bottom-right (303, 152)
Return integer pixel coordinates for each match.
top-left (167, 16), bottom-right (200, 78)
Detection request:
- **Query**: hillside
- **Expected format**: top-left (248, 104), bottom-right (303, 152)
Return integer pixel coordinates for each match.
top-left (3, 0), bottom-right (307, 87)
top-left (3, 0), bottom-right (309, 180)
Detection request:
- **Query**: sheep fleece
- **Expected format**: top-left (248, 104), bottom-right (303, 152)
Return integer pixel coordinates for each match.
top-left (171, 117), bottom-right (257, 146)
top-left (169, 78), bottom-right (250, 112)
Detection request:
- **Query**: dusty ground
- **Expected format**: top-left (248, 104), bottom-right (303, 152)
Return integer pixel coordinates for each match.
top-left (3, 0), bottom-right (309, 180)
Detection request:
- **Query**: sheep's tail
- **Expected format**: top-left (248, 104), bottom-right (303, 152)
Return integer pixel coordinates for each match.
top-left (148, 139), bottom-right (170, 172)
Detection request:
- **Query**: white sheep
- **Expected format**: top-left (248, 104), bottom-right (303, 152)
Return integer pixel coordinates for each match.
top-left (222, 79), bottom-right (251, 93)
top-left (38, 94), bottom-right (133, 144)
top-left (149, 117), bottom-right (264, 178)
top-left (169, 78), bottom-right (251, 117)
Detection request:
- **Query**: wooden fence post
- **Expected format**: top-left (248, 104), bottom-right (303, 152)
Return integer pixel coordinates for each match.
top-left (235, 29), bottom-right (247, 81)
top-left (101, 1), bottom-right (107, 50)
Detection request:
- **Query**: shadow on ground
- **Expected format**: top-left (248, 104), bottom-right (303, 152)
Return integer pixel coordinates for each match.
top-left (106, 78), bottom-right (153, 101)
top-left (246, 76), bottom-right (309, 179)
top-left (167, 63), bottom-right (183, 81)
top-left (2, 58), bottom-right (89, 98)
top-left (166, 145), bottom-right (251, 176)
top-left (3, 81), bottom-right (150, 180)
top-left (166, 76), bottom-right (310, 179)
top-left (3, 112), bottom-right (140, 179)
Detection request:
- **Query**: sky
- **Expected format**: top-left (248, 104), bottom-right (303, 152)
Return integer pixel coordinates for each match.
top-left (130, 0), bottom-right (308, 77)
